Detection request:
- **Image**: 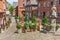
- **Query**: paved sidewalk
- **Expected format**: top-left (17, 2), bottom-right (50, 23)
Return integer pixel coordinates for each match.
top-left (0, 17), bottom-right (16, 40)
top-left (0, 17), bottom-right (60, 40)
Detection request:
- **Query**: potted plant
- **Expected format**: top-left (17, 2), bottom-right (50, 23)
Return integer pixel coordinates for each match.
top-left (41, 16), bottom-right (49, 31)
top-left (16, 24), bottom-right (21, 33)
top-left (33, 23), bottom-right (38, 31)
top-left (23, 22), bottom-right (28, 33)
top-left (29, 21), bottom-right (33, 32)
top-left (32, 16), bottom-right (37, 31)
top-left (15, 16), bottom-right (19, 24)
top-left (23, 12), bottom-right (29, 33)
top-left (56, 25), bottom-right (60, 31)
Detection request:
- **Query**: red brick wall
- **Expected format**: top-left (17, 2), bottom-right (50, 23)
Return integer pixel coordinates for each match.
top-left (0, 0), bottom-right (5, 12)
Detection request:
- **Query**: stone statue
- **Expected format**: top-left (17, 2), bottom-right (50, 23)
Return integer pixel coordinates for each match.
top-left (51, 5), bottom-right (57, 17)
top-left (51, 5), bottom-right (57, 32)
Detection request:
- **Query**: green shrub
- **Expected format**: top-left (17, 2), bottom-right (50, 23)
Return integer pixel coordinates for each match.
top-left (16, 24), bottom-right (21, 29)
top-left (24, 22), bottom-right (29, 29)
top-left (56, 25), bottom-right (60, 30)
top-left (29, 21), bottom-right (33, 29)
top-left (15, 16), bottom-right (19, 20)
top-left (42, 16), bottom-right (49, 26)
top-left (50, 25), bottom-right (53, 29)
top-left (32, 16), bottom-right (37, 29)
top-left (33, 23), bottom-right (38, 29)
top-left (32, 16), bottom-right (37, 23)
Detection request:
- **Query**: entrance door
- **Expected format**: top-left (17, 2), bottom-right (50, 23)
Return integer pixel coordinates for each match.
top-left (43, 12), bottom-right (45, 18)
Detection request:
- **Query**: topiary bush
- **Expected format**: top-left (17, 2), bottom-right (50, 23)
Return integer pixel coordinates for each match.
top-left (29, 21), bottom-right (33, 29)
top-left (16, 24), bottom-right (21, 29)
top-left (24, 22), bottom-right (29, 29)
top-left (42, 16), bottom-right (49, 26)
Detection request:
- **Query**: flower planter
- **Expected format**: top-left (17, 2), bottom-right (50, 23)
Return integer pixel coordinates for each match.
top-left (30, 29), bottom-right (33, 32)
top-left (23, 29), bottom-right (27, 33)
top-left (18, 29), bottom-right (22, 33)
top-left (38, 26), bottom-right (40, 31)
top-left (33, 28), bottom-right (37, 32)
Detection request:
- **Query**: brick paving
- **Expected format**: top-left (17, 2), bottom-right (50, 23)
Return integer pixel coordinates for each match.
top-left (0, 32), bottom-right (54, 40)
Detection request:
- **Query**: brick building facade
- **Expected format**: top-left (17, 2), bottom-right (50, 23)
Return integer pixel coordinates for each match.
top-left (38, 0), bottom-right (60, 24)
top-left (0, 0), bottom-right (6, 27)
top-left (18, 0), bottom-right (36, 20)
top-left (18, 0), bottom-right (34, 23)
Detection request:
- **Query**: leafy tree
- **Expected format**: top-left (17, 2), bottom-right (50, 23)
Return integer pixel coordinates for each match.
top-left (9, 5), bottom-right (14, 14)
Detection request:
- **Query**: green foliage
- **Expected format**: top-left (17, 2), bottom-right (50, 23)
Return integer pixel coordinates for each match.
top-left (56, 25), bottom-right (60, 28)
top-left (15, 16), bottom-right (19, 20)
top-left (19, 16), bottom-right (22, 22)
top-left (42, 16), bottom-right (49, 26)
top-left (16, 24), bottom-right (21, 29)
top-left (33, 23), bottom-right (37, 29)
top-left (9, 5), bottom-right (14, 14)
top-left (32, 16), bottom-right (37, 29)
top-left (29, 21), bottom-right (33, 29)
top-left (32, 16), bottom-right (37, 23)
top-left (24, 12), bottom-right (29, 22)
top-left (24, 22), bottom-right (29, 29)
top-left (50, 25), bottom-right (53, 29)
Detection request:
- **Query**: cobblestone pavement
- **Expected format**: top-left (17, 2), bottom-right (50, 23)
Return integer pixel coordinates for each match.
top-left (0, 32), bottom-right (54, 40)
top-left (0, 17), bottom-right (60, 40)
top-left (0, 17), bottom-right (16, 40)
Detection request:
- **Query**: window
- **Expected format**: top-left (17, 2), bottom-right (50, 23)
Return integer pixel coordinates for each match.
top-left (50, 2), bottom-right (53, 6)
top-left (58, 12), bottom-right (60, 17)
top-left (38, 3), bottom-right (41, 8)
top-left (27, 0), bottom-right (30, 2)
top-left (47, 2), bottom-right (50, 7)
top-left (44, 2), bottom-right (46, 7)
top-left (40, 4), bottom-right (43, 8)
top-left (58, 0), bottom-right (60, 4)
top-left (46, 12), bottom-right (50, 17)
top-left (38, 12), bottom-right (42, 17)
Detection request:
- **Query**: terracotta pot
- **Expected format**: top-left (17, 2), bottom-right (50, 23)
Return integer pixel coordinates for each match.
top-left (22, 29), bottom-right (27, 33)
top-left (33, 28), bottom-right (37, 32)
top-left (30, 29), bottom-right (33, 32)
top-left (3, 27), bottom-right (5, 31)
top-left (38, 26), bottom-right (40, 31)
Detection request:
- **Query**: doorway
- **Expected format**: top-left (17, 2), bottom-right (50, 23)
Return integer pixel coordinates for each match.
top-left (43, 12), bottom-right (45, 18)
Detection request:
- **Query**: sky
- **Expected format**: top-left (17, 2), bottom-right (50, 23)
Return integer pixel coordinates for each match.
top-left (7, 0), bottom-right (18, 4)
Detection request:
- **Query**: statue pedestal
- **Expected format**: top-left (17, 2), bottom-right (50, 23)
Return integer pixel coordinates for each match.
top-left (50, 19), bottom-right (56, 33)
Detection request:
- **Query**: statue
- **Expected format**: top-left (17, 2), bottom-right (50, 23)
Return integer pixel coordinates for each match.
top-left (51, 5), bottom-right (57, 18)
top-left (51, 5), bottom-right (57, 32)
